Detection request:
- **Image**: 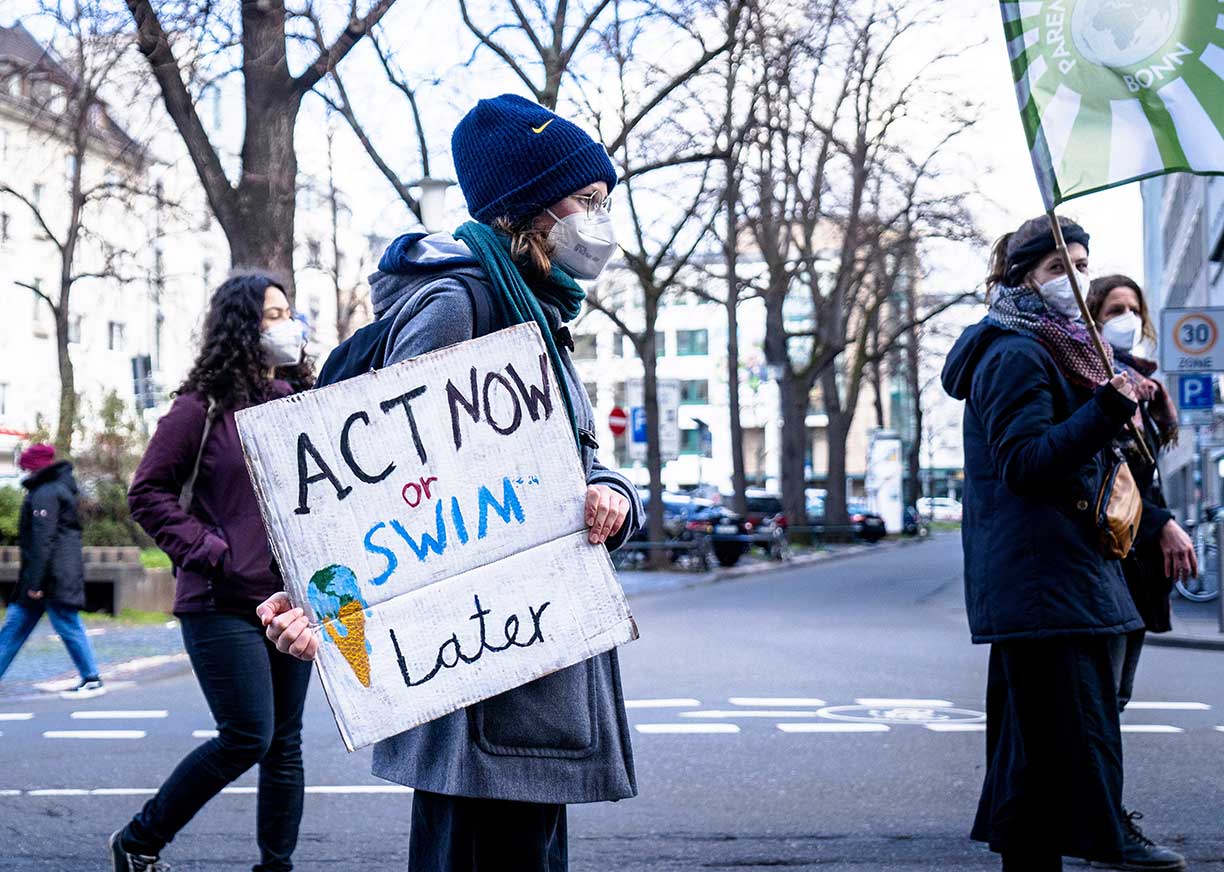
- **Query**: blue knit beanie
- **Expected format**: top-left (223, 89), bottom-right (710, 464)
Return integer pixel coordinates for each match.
top-left (452, 94), bottom-right (618, 225)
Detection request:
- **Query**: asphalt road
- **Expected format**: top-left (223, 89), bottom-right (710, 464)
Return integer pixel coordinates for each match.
top-left (3, 533), bottom-right (1223, 871)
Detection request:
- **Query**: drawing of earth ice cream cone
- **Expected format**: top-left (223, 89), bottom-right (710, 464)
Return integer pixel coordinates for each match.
top-left (307, 564), bottom-right (372, 688)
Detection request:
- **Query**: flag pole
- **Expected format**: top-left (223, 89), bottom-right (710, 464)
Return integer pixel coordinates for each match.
top-left (1046, 210), bottom-right (1154, 466)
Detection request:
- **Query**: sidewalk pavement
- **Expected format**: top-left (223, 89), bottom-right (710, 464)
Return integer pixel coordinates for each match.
top-left (1148, 595), bottom-right (1224, 651)
top-left (0, 612), bottom-right (188, 701)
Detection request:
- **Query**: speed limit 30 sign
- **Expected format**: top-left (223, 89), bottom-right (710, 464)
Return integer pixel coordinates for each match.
top-left (1162, 308), bottom-right (1224, 373)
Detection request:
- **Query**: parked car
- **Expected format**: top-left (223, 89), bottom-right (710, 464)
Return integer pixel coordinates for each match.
top-left (630, 492), bottom-right (752, 567)
top-left (805, 494), bottom-right (886, 543)
top-left (741, 489), bottom-right (788, 559)
top-left (917, 496), bottom-right (963, 522)
top-left (903, 505), bottom-right (930, 537)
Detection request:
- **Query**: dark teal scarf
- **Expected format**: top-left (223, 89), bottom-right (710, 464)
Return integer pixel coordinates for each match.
top-left (454, 221), bottom-right (586, 446)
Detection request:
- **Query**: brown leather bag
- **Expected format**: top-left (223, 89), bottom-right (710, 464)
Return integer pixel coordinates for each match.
top-left (1095, 453), bottom-right (1142, 559)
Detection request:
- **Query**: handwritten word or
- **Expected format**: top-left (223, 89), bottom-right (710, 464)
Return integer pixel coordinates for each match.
top-left (388, 594), bottom-right (551, 689)
top-left (402, 476), bottom-right (439, 508)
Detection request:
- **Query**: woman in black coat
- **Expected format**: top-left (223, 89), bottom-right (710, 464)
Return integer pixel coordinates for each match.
top-left (941, 217), bottom-right (1183, 872)
top-left (0, 444), bottom-right (102, 695)
top-left (1087, 275), bottom-right (1193, 699)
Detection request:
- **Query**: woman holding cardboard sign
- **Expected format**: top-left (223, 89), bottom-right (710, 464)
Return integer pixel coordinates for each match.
top-left (261, 94), bottom-right (643, 871)
top-left (111, 273), bottom-right (316, 872)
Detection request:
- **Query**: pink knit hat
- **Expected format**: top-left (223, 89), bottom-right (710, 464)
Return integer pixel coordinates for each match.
top-left (18, 443), bottom-right (56, 472)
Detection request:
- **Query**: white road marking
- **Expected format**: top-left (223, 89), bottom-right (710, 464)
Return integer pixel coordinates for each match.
top-left (855, 698), bottom-right (954, 708)
top-left (1126, 702), bottom-right (1211, 711)
top-left (777, 723), bottom-right (891, 733)
top-left (636, 723), bottom-right (740, 734)
top-left (304, 785), bottom-right (414, 794)
top-left (729, 697), bottom-right (826, 707)
top-left (220, 787), bottom-right (257, 794)
top-left (193, 729), bottom-right (219, 739)
top-left (1120, 725), bottom-right (1183, 734)
top-left (85, 629), bottom-right (105, 637)
top-left (91, 788), bottom-right (158, 796)
top-left (680, 710), bottom-right (819, 718)
top-left (1214, 726), bottom-right (1224, 733)
top-left (624, 698), bottom-right (701, 709)
top-left (43, 730), bottom-right (146, 740)
top-left (28, 789), bottom-right (90, 796)
top-left (0, 713), bottom-right (34, 721)
top-left (0, 790), bottom-right (20, 796)
top-left (71, 710), bottom-right (168, 720)
top-left (925, 723), bottom-right (987, 733)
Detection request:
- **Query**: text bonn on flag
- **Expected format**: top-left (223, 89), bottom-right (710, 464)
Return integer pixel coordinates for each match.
top-left (1000, 0), bottom-right (1224, 207)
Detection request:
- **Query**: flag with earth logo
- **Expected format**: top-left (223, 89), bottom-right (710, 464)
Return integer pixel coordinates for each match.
top-left (1000, 0), bottom-right (1224, 208)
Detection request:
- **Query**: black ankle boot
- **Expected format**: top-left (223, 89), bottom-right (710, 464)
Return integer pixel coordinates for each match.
top-left (1001, 852), bottom-right (1062, 871)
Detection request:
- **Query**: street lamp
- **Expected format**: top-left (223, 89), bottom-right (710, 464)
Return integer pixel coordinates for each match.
top-left (412, 177), bottom-right (455, 233)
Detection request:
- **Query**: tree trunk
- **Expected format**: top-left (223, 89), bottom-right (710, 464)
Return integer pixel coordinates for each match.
top-left (777, 373), bottom-right (810, 532)
top-left (229, 88), bottom-right (300, 298)
top-left (904, 308), bottom-right (923, 507)
top-left (53, 304), bottom-right (76, 457)
top-left (724, 185), bottom-right (747, 517)
top-left (821, 367), bottom-right (851, 534)
top-left (642, 319), bottom-right (668, 569)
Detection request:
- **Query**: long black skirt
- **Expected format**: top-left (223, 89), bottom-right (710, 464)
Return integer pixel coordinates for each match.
top-left (408, 789), bottom-right (567, 872)
top-left (971, 636), bottom-right (1127, 862)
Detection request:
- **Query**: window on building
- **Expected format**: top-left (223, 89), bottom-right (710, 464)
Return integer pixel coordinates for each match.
top-left (680, 428), bottom-right (703, 455)
top-left (572, 333), bottom-right (598, 359)
top-left (612, 334), bottom-right (625, 357)
top-left (31, 183), bottom-right (43, 208)
top-left (306, 238), bottom-right (322, 268)
top-left (583, 382), bottom-right (598, 406)
top-left (0, 211), bottom-right (8, 243)
top-left (676, 328), bottom-right (709, 356)
top-left (655, 331), bottom-right (667, 358)
top-left (613, 382), bottom-right (626, 410)
top-left (0, 382), bottom-right (7, 417)
top-left (108, 321), bottom-right (126, 351)
top-left (680, 379), bottom-right (709, 405)
top-left (202, 258), bottom-right (213, 290)
top-left (67, 314), bottom-right (82, 344)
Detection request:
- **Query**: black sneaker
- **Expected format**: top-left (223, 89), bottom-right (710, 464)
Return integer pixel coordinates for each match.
top-left (1091, 810), bottom-right (1186, 870)
top-left (62, 677), bottom-right (105, 699)
top-left (109, 829), bottom-right (169, 872)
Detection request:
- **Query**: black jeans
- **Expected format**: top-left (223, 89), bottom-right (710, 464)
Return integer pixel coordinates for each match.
top-left (123, 611), bottom-right (313, 871)
top-left (408, 790), bottom-right (567, 872)
top-left (1109, 628), bottom-right (1146, 712)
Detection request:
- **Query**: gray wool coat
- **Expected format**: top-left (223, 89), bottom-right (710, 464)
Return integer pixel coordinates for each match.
top-left (366, 233), bottom-right (643, 805)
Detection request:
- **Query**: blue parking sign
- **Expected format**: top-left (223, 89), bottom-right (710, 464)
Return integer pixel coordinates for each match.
top-left (1178, 374), bottom-right (1214, 410)
top-left (630, 406), bottom-right (647, 442)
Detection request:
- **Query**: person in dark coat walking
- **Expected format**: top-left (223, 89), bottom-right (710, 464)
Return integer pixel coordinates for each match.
top-left (941, 216), bottom-right (1184, 872)
top-left (110, 272), bottom-right (316, 872)
top-left (259, 94), bottom-right (643, 872)
top-left (0, 444), bottom-right (101, 695)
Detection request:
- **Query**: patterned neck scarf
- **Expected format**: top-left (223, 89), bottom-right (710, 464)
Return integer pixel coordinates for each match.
top-left (987, 283), bottom-right (1113, 390)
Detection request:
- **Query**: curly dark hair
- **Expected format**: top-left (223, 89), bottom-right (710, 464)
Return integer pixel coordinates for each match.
top-left (178, 270), bottom-right (315, 410)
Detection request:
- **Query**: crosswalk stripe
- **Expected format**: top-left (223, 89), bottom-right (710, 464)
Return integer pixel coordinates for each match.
top-left (777, 723), bottom-right (891, 733)
top-left (28, 789), bottom-right (90, 796)
top-left (71, 710), bottom-right (168, 720)
top-left (43, 730), bottom-right (146, 740)
top-left (925, 723), bottom-right (987, 732)
top-left (1120, 725), bottom-right (1184, 734)
top-left (855, 698), bottom-right (954, 707)
top-left (636, 724), bottom-right (740, 734)
top-left (680, 710), bottom-right (819, 718)
top-left (729, 697), bottom-right (826, 707)
top-left (1126, 702), bottom-right (1211, 711)
top-left (193, 730), bottom-right (219, 739)
top-left (0, 713), bottom-right (34, 721)
top-left (305, 785), bottom-right (414, 794)
top-left (624, 698), bottom-right (701, 709)
top-left (90, 788), bottom-right (158, 796)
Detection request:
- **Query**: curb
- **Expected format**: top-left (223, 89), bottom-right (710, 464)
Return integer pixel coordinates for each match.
top-left (1146, 632), bottom-right (1224, 652)
top-left (0, 652), bottom-right (192, 702)
top-left (622, 534), bottom-right (935, 598)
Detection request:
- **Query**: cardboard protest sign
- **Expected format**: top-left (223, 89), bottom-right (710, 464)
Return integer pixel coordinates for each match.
top-left (235, 322), bottom-right (638, 751)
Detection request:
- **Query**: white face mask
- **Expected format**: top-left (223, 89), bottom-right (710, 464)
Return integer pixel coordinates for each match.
top-left (1037, 274), bottom-right (1084, 321)
top-left (261, 319), bottom-right (304, 368)
top-left (1100, 311), bottom-right (1141, 352)
top-left (546, 208), bottom-right (617, 280)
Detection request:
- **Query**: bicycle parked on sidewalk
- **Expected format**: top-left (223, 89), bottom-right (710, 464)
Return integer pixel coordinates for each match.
top-left (1180, 511), bottom-right (1221, 602)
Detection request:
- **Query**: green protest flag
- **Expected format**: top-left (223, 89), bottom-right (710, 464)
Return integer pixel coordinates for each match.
top-left (1000, 1), bottom-right (1224, 208)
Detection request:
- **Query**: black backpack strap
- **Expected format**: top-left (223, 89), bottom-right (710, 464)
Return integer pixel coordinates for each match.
top-left (448, 272), bottom-right (498, 338)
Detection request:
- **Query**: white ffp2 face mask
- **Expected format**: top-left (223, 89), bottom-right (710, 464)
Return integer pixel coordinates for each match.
top-left (1037, 274), bottom-right (1084, 321)
top-left (1100, 311), bottom-right (1141, 352)
top-left (546, 208), bottom-right (617, 280)
top-left (261, 319), bottom-right (305, 368)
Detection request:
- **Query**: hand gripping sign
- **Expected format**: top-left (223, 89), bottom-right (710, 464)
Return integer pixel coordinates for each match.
top-left (236, 323), bottom-right (638, 750)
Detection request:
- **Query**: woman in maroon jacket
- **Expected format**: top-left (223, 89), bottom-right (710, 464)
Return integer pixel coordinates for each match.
top-left (110, 272), bottom-right (315, 872)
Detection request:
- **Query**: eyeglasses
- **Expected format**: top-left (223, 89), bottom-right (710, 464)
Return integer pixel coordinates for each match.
top-left (570, 191), bottom-right (612, 217)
